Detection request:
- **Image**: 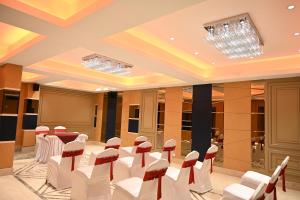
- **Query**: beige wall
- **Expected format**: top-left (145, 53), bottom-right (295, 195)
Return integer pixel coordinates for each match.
top-left (0, 64), bottom-right (22, 89)
top-left (266, 77), bottom-right (300, 183)
top-left (164, 87), bottom-right (182, 157)
top-left (120, 90), bottom-right (141, 146)
top-left (224, 82), bottom-right (251, 171)
top-left (38, 86), bottom-right (95, 137)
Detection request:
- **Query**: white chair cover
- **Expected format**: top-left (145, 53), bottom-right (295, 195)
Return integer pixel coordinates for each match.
top-left (71, 148), bottom-right (119, 200)
top-left (223, 166), bottom-right (281, 200)
top-left (119, 136), bottom-right (148, 158)
top-left (190, 144), bottom-right (218, 193)
top-left (240, 156), bottom-right (289, 192)
top-left (38, 136), bottom-right (50, 163)
top-left (34, 126), bottom-right (49, 156)
top-left (162, 151), bottom-right (199, 200)
top-left (76, 133), bottom-right (89, 143)
top-left (54, 125), bottom-right (67, 133)
top-left (35, 134), bottom-right (43, 161)
top-left (112, 159), bottom-right (169, 200)
top-left (47, 141), bottom-right (85, 189)
top-left (149, 139), bottom-right (176, 164)
top-left (114, 141), bottom-right (152, 182)
top-left (46, 135), bottom-right (64, 158)
top-left (89, 137), bottom-right (121, 165)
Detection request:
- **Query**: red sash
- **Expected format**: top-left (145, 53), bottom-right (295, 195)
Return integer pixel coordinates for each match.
top-left (265, 178), bottom-right (278, 200)
top-left (163, 146), bottom-right (176, 163)
top-left (95, 155), bottom-right (119, 181)
top-left (136, 146), bottom-right (152, 167)
top-left (143, 168), bottom-right (168, 200)
top-left (105, 145), bottom-right (120, 150)
top-left (280, 165), bottom-right (287, 192)
top-left (62, 149), bottom-right (84, 171)
top-left (182, 159), bottom-right (198, 184)
top-left (134, 140), bottom-right (146, 146)
top-left (205, 152), bottom-right (217, 173)
top-left (35, 130), bottom-right (49, 135)
top-left (54, 129), bottom-right (66, 133)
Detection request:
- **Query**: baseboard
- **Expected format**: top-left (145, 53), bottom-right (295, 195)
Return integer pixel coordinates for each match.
top-left (0, 168), bottom-right (13, 176)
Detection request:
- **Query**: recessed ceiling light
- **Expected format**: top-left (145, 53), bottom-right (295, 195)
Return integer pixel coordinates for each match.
top-left (95, 88), bottom-right (102, 91)
top-left (194, 52), bottom-right (199, 55)
top-left (170, 37), bottom-right (175, 41)
top-left (294, 32), bottom-right (300, 36)
top-left (211, 62), bottom-right (215, 65)
top-left (250, 56), bottom-right (254, 59)
top-left (287, 5), bottom-right (295, 10)
top-left (103, 87), bottom-right (109, 91)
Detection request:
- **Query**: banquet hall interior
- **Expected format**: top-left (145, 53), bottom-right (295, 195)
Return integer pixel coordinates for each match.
top-left (0, 0), bottom-right (300, 199)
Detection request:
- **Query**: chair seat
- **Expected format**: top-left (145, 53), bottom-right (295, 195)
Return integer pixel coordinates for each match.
top-left (149, 152), bottom-right (161, 160)
top-left (115, 177), bottom-right (143, 198)
top-left (77, 166), bottom-right (94, 179)
top-left (223, 183), bottom-right (255, 200)
top-left (122, 147), bottom-right (134, 154)
top-left (49, 155), bottom-right (61, 165)
top-left (166, 166), bottom-right (180, 181)
top-left (240, 171), bottom-right (270, 189)
top-left (119, 157), bottom-right (134, 168)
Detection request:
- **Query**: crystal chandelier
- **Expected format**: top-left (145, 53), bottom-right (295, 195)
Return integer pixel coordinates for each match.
top-left (204, 13), bottom-right (263, 59)
top-left (82, 53), bottom-right (133, 75)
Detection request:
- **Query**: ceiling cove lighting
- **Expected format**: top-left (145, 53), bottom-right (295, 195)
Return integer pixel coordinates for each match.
top-left (82, 53), bottom-right (132, 76)
top-left (287, 5), bottom-right (295, 10)
top-left (204, 13), bottom-right (264, 59)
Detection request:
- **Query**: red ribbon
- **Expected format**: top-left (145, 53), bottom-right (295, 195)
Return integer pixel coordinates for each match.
top-left (143, 168), bottom-right (168, 200)
top-left (205, 152), bottom-right (217, 173)
top-left (54, 129), bottom-right (66, 133)
top-left (134, 140), bottom-right (146, 146)
top-left (265, 178), bottom-right (278, 200)
top-left (162, 146), bottom-right (176, 163)
top-left (105, 145), bottom-right (120, 150)
top-left (136, 146), bottom-right (152, 167)
top-left (182, 159), bottom-right (198, 184)
top-left (94, 155), bottom-right (119, 181)
top-left (35, 131), bottom-right (49, 135)
top-left (62, 149), bottom-right (84, 171)
top-left (280, 165), bottom-right (287, 192)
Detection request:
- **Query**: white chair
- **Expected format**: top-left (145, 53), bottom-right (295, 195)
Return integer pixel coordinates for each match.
top-left (71, 148), bottom-right (119, 200)
top-left (190, 144), bottom-right (218, 193)
top-left (162, 151), bottom-right (199, 200)
top-left (47, 141), bottom-right (85, 189)
top-left (89, 137), bottom-right (121, 165)
top-left (34, 126), bottom-right (49, 157)
top-left (112, 159), bottom-right (169, 200)
top-left (76, 133), bottom-right (89, 143)
top-left (240, 156), bottom-right (289, 192)
top-left (119, 136), bottom-right (148, 157)
top-left (223, 166), bottom-right (281, 200)
top-left (38, 136), bottom-right (50, 163)
top-left (46, 135), bottom-right (64, 158)
top-left (149, 139), bottom-right (176, 164)
top-left (114, 141), bottom-right (152, 182)
top-left (54, 126), bottom-right (67, 133)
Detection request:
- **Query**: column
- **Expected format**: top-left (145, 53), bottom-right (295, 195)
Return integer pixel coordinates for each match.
top-left (93, 93), bottom-right (104, 141)
top-left (105, 92), bottom-right (117, 142)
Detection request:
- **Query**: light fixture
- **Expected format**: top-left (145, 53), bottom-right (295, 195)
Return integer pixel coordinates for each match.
top-left (170, 37), bottom-right (175, 41)
top-left (294, 32), bottom-right (300, 36)
top-left (82, 53), bottom-right (132, 76)
top-left (194, 51), bottom-right (199, 55)
top-left (211, 62), bottom-right (215, 65)
top-left (95, 88), bottom-right (102, 91)
top-left (204, 13), bottom-right (263, 59)
top-left (287, 5), bottom-right (295, 10)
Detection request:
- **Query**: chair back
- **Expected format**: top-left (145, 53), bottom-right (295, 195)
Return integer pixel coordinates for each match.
top-left (54, 126), bottom-right (67, 133)
top-left (162, 139), bottom-right (176, 163)
top-left (250, 182), bottom-right (265, 200)
top-left (105, 137), bottom-right (121, 149)
top-left (134, 136), bottom-right (148, 146)
top-left (61, 141), bottom-right (85, 171)
top-left (92, 148), bottom-right (119, 181)
top-left (203, 144), bottom-right (218, 173)
top-left (35, 125), bottom-right (49, 135)
top-left (76, 133), bottom-right (88, 142)
top-left (264, 166), bottom-right (281, 200)
top-left (38, 136), bottom-right (50, 163)
top-left (133, 141), bottom-right (152, 168)
top-left (141, 159), bottom-right (169, 200)
top-left (180, 151), bottom-right (199, 184)
top-left (279, 156), bottom-right (289, 191)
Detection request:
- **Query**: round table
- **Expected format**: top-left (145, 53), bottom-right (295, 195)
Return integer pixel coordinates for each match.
top-left (47, 132), bottom-right (79, 144)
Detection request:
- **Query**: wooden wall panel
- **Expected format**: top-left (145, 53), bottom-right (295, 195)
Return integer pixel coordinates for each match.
top-left (38, 86), bottom-right (94, 136)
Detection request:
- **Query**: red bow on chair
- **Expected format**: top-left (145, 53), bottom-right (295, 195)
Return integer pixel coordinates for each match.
top-left (182, 159), bottom-right (198, 184)
top-left (205, 152), bottom-right (217, 173)
top-left (143, 168), bottom-right (168, 200)
top-left (265, 178), bottom-right (278, 200)
top-left (134, 140), bottom-right (146, 146)
top-left (280, 165), bottom-right (287, 192)
top-left (35, 131), bottom-right (49, 135)
top-left (62, 149), bottom-right (84, 171)
top-left (136, 146), bottom-right (152, 167)
top-left (105, 145), bottom-right (120, 150)
top-left (162, 146), bottom-right (176, 163)
top-left (95, 155), bottom-right (119, 181)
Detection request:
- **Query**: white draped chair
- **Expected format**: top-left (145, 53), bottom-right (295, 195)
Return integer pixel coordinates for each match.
top-left (76, 133), bottom-right (89, 143)
top-left (222, 166), bottom-right (281, 200)
top-left (34, 126), bottom-right (49, 158)
top-left (54, 126), bottom-right (67, 133)
top-left (112, 159), bottom-right (169, 200)
top-left (114, 141), bottom-right (152, 182)
top-left (119, 136), bottom-right (148, 158)
top-left (240, 156), bottom-right (289, 193)
top-left (46, 135), bottom-right (64, 158)
top-left (37, 136), bottom-right (50, 163)
top-left (71, 148), bottom-right (119, 200)
top-left (149, 139), bottom-right (176, 164)
top-left (47, 141), bottom-right (85, 189)
top-left (162, 151), bottom-right (199, 200)
top-left (190, 144), bottom-right (218, 193)
top-left (89, 137), bottom-right (121, 165)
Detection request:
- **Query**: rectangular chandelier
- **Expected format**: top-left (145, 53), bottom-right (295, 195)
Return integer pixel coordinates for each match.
top-left (82, 53), bottom-right (133, 76)
top-left (204, 13), bottom-right (263, 59)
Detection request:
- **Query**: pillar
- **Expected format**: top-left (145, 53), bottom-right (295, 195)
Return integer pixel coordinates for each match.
top-left (105, 92), bottom-right (117, 142)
